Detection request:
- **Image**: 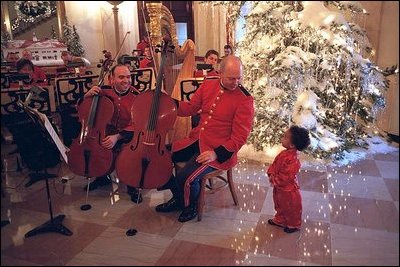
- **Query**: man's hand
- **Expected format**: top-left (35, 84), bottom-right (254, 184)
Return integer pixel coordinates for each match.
top-left (196, 150), bottom-right (217, 164)
top-left (102, 134), bottom-right (120, 149)
top-left (84, 86), bottom-right (101, 98)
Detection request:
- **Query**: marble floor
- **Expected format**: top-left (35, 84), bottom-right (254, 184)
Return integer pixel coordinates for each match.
top-left (1, 143), bottom-right (399, 266)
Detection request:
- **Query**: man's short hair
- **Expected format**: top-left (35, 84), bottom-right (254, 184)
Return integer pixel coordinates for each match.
top-left (110, 64), bottom-right (128, 76)
top-left (219, 55), bottom-right (242, 73)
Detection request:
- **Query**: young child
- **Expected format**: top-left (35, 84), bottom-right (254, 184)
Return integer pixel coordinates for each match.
top-left (267, 125), bottom-right (310, 233)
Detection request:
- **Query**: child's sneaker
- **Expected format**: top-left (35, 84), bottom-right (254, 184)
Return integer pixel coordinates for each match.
top-left (283, 227), bottom-right (300, 233)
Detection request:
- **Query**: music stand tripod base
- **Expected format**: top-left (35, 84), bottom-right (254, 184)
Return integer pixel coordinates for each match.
top-left (81, 177), bottom-right (93, 211)
top-left (80, 204), bottom-right (92, 211)
top-left (25, 214), bottom-right (72, 238)
top-left (126, 228), bottom-right (137, 236)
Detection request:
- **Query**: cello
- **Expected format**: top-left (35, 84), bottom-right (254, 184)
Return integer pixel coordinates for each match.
top-left (67, 33), bottom-right (130, 178)
top-left (66, 71), bottom-right (115, 178)
top-left (115, 39), bottom-right (177, 189)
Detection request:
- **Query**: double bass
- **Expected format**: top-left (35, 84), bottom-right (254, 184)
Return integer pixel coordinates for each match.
top-left (115, 39), bottom-right (177, 189)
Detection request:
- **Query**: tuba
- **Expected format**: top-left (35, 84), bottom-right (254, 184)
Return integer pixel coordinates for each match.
top-left (146, 3), bottom-right (195, 143)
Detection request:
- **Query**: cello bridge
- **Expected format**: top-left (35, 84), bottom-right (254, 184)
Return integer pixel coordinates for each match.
top-left (142, 141), bottom-right (155, 146)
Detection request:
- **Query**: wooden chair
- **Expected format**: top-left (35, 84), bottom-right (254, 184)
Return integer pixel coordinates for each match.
top-left (197, 168), bottom-right (238, 221)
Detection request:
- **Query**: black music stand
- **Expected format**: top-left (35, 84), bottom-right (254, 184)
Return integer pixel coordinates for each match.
top-left (6, 82), bottom-right (59, 187)
top-left (196, 63), bottom-right (213, 70)
top-left (20, 103), bottom-right (73, 238)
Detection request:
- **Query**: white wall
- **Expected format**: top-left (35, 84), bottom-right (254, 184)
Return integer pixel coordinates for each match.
top-left (193, 2), bottom-right (227, 58)
top-left (65, 1), bottom-right (140, 66)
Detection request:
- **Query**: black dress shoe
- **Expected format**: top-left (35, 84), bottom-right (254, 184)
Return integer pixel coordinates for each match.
top-left (83, 176), bottom-right (111, 191)
top-left (155, 198), bottom-right (181, 213)
top-left (178, 206), bottom-right (198, 222)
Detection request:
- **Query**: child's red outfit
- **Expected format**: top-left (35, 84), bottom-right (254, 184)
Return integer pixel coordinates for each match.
top-left (267, 148), bottom-right (302, 229)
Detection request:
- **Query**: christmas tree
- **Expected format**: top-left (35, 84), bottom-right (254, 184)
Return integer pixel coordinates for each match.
top-left (205, 1), bottom-right (397, 161)
top-left (61, 18), bottom-right (85, 57)
top-left (70, 25), bottom-right (85, 57)
top-left (62, 17), bottom-right (73, 48)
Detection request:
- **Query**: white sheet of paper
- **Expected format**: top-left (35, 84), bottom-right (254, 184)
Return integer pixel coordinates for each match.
top-left (37, 112), bottom-right (69, 164)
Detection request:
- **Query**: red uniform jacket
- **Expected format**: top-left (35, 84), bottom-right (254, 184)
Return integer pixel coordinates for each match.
top-left (172, 79), bottom-right (254, 170)
top-left (139, 57), bottom-right (154, 69)
top-left (136, 40), bottom-right (149, 55)
top-left (267, 149), bottom-right (301, 191)
top-left (99, 86), bottom-right (139, 134)
top-left (32, 66), bottom-right (47, 82)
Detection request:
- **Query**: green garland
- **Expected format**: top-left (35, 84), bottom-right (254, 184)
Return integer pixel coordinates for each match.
top-left (15, 1), bottom-right (53, 21)
top-left (12, 1), bottom-right (56, 31)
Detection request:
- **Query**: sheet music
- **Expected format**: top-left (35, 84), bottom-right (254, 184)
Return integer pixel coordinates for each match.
top-left (35, 111), bottom-right (69, 164)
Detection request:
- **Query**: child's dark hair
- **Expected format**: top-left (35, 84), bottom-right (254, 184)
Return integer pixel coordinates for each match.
top-left (289, 125), bottom-right (311, 151)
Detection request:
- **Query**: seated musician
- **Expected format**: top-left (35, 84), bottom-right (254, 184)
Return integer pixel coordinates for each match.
top-left (192, 49), bottom-right (221, 128)
top-left (81, 64), bottom-right (142, 203)
top-left (136, 35), bottom-right (150, 56)
top-left (20, 50), bottom-right (47, 82)
top-left (139, 46), bottom-right (154, 69)
top-left (61, 51), bottom-right (90, 74)
top-left (6, 52), bottom-right (20, 64)
top-left (193, 49), bottom-right (220, 78)
top-left (15, 58), bottom-right (47, 85)
top-left (155, 56), bottom-right (255, 222)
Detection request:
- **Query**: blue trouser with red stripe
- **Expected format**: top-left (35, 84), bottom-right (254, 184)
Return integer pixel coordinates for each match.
top-left (165, 142), bottom-right (216, 207)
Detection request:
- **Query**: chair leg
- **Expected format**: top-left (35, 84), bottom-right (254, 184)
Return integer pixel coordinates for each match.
top-left (227, 169), bottom-right (238, 205)
top-left (197, 177), bottom-right (208, 221)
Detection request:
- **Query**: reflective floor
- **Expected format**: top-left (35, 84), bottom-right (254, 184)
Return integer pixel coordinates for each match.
top-left (1, 142), bottom-right (399, 266)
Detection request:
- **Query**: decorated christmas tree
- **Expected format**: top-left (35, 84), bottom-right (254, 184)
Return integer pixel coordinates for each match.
top-left (205, 1), bottom-right (397, 162)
